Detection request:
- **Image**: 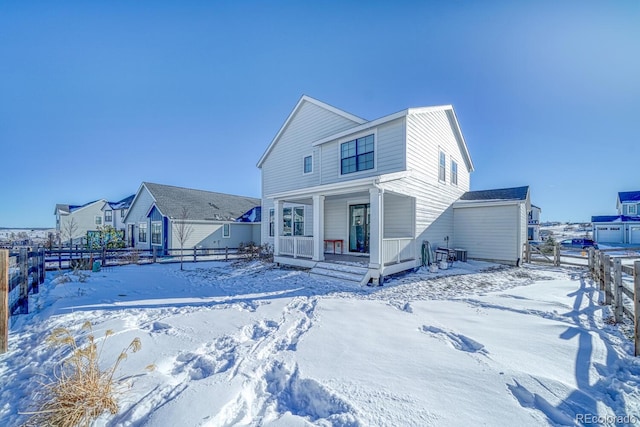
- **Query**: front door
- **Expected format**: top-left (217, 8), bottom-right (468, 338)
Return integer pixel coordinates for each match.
top-left (349, 204), bottom-right (370, 253)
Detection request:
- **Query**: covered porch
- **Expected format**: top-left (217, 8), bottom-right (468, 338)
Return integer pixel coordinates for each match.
top-left (270, 183), bottom-right (418, 282)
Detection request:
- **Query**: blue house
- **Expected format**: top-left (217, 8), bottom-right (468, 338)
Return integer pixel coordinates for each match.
top-left (592, 191), bottom-right (640, 245)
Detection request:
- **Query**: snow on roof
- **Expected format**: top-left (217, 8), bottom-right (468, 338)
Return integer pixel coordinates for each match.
top-left (618, 191), bottom-right (640, 203)
top-left (591, 215), bottom-right (640, 223)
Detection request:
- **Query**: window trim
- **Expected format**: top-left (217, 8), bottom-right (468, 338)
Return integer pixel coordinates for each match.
top-left (451, 159), bottom-right (458, 186)
top-left (303, 154), bottom-right (313, 175)
top-left (438, 150), bottom-right (446, 182)
top-left (222, 223), bottom-right (231, 238)
top-left (151, 221), bottom-right (162, 245)
top-left (338, 131), bottom-right (377, 177)
top-left (138, 223), bottom-right (147, 243)
top-left (282, 205), bottom-right (305, 236)
top-left (104, 210), bottom-right (113, 222)
top-left (629, 204), bottom-right (637, 215)
top-left (269, 208), bottom-right (274, 237)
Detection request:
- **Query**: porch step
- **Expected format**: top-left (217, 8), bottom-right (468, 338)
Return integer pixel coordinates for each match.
top-left (310, 262), bottom-right (370, 285)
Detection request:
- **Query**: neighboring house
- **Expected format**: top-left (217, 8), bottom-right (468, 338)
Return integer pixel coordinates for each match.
top-left (123, 182), bottom-right (261, 254)
top-left (592, 191), bottom-right (640, 245)
top-left (528, 204), bottom-right (542, 241)
top-left (453, 187), bottom-right (530, 265)
top-left (54, 199), bottom-right (108, 245)
top-left (101, 194), bottom-right (135, 232)
top-left (257, 95), bottom-right (530, 285)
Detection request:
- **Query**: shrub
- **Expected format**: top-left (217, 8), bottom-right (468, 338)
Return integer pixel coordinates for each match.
top-left (23, 322), bottom-right (145, 427)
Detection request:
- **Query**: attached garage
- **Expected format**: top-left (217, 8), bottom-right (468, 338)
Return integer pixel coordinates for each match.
top-left (595, 226), bottom-right (623, 244)
top-left (453, 186), bottom-right (530, 266)
top-left (630, 226), bottom-right (640, 244)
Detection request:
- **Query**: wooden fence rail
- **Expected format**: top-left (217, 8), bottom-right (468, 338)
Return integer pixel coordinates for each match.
top-left (1, 248), bottom-right (46, 353)
top-left (588, 249), bottom-right (640, 356)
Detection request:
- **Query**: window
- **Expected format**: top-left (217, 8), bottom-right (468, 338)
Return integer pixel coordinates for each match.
top-left (121, 209), bottom-right (127, 218)
top-left (282, 207), bottom-right (304, 236)
top-left (105, 210), bottom-right (112, 222)
top-left (629, 205), bottom-right (637, 215)
top-left (303, 155), bottom-right (312, 174)
top-left (139, 223), bottom-right (147, 243)
top-left (95, 216), bottom-right (102, 226)
top-left (439, 151), bottom-right (446, 181)
top-left (151, 222), bottom-right (162, 244)
top-left (341, 134), bottom-right (374, 175)
top-left (269, 208), bottom-right (274, 237)
top-left (451, 160), bottom-right (458, 185)
top-left (223, 223), bottom-right (230, 238)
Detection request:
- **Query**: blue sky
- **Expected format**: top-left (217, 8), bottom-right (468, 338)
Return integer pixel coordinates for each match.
top-left (1, 1), bottom-right (638, 227)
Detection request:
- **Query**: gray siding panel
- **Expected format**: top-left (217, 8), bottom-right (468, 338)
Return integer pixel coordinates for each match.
top-left (453, 205), bottom-right (520, 264)
top-left (262, 101), bottom-right (361, 196)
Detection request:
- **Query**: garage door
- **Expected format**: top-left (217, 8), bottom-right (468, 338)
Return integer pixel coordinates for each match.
top-left (630, 226), bottom-right (640, 244)
top-left (596, 226), bottom-right (623, 243)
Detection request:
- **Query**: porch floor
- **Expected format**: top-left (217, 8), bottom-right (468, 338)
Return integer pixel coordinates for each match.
top-left (323, 253), bottom-right (369, 266)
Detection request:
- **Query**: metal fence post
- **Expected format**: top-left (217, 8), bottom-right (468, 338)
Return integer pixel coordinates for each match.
top-left (614, 258), bottom-right (623, 323)
top-left (225, 247), bottom-right (228, 261)
top-left (1, 250), bottom-right (9, 353)
top-left (634, 260), bottom-right (640, 357)
top-left (193, 247), bottom-right (197, 263)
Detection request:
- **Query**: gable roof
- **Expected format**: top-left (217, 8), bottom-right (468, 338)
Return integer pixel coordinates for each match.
top-left (459, 186), bottom-right (530, 202)
top-left (54, 200), bottom-right (106, 215)
top-left (142, 182), bottom-right (260, 222)
top-left (618, 191), bottom-right (640, 203)
top-left (106, 194), bottom-right (135, 210)
top-left (256, 95), bottom-right (366, 168)
top-left (592, 215), bottom-right (640, 223)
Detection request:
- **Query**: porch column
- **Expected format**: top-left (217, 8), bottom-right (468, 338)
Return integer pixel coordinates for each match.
top-left (369, 187), bottom-right (384, 270)
top-left (312, 195), bottom-right (325, 262)
top-left (273, 199), bottom-right (283, 256)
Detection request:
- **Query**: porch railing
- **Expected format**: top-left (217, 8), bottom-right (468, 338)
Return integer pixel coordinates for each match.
top-left (383, 238), bottom-right (415, 265)
top-left (279, 236), bottom-right (314, 259)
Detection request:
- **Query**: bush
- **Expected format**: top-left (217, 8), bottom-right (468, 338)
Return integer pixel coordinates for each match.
top-left (23, 322), bottom-right (146, 427)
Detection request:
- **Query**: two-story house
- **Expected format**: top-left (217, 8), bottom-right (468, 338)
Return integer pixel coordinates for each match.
top-left (258, 96), bottom-right (529, 285)
top-left (528, 205), bottom-right (542, 241)
top-left (592, 191), bottom-right (640, 245)
top-left (54, 199), bottom-right (108, 246)
top-left (101, 195), bottom-right (135, 233)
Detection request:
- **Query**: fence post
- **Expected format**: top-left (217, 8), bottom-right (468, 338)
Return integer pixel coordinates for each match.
top-left (58, 250), bottom-right (62, 270)
top-left (614, 258), bottom-right (623, 323)
top-left (599, 252), bottom-right (606, 290)
top-left (152, 247), bottom-right (157, 263)
top-left (193, 247), bottom-right (197, 263)
top-left (588, 248), bottom-right (594, 274)
top-left (19, 248), bottom-right (28, 314)
top-left (526, 242), bottom-right (531, 263)
top-left (102, 246), bottom-right (107, 267)
top-left (1, 250), bottom-right (9, 353)
top-left (553, 243), bottom-right (559, 266)
top-left (604, 254), bottom-right (611, 305)
top-left (39, 249), bottom-right (45, 284)
top-left (634, 260), bottom-right (640, 357)
top-left (225, 247), bottom-right (229, 261)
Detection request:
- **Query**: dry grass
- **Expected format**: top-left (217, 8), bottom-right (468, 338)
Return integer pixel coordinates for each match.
top-left (23, 322), bottom-right (143, 427)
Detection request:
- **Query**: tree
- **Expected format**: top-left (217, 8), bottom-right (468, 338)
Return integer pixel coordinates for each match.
top-left (172, 207), bottom-right (193, 271)
top-left (62, 217), bottom-right (78, 247)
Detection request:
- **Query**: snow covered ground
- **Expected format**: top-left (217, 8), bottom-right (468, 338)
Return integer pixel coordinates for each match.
top-left (1, 260), bottom-right (639, 426)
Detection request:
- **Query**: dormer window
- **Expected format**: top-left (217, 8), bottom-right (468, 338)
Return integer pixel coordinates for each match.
top-left (341, 134), bottom-right (374, 175)
top-left (105, 210), bottom-right (112, 222)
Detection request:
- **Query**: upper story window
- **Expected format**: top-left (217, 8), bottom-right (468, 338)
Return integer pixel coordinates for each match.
top-left (269, 209), bottom-right (275, 237)
top-left (451, 160), bottom-right (458, 185)
top-left (223, 223), bottom-right (231, 238)
top-left (95, 215), bottom-right (102, 226)
top-left (303, 155), bottom-right (313, 174)
top-left (341, 134), bottom-right (374, 175)
top-left (629, 204), bottom-right (637, 215)
top-left (105, 210), bottom-right (112, 222)
top-left (139, 223), bottom-right (147, 243)
top-left (439, 151), bottom-right (446, 181)
top-left (121, 209), bottom-right (127, 218)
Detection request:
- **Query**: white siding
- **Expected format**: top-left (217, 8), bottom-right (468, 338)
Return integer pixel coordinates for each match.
top-left (261, 101), bottom-right (361, 196)
top-left (453, 204), bottom-right (523, 265)
top-left (319, 118), bottom-right (406, 185)
top-left (406, 110), bottom-right (471, 190)
top-left (59, 201), bottom-right (107, 243)
top-left (383, 193), bottom-right (414, 238)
